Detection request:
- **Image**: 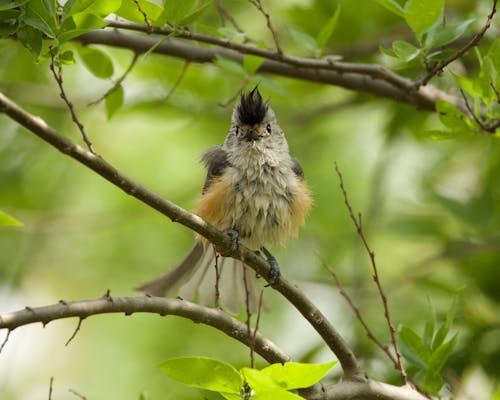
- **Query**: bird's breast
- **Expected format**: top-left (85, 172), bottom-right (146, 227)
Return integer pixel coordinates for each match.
top-left (195, 164), bottom-right (312, 251)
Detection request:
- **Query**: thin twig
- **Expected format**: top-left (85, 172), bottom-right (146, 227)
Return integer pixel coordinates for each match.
top-left (319, 257), bottom-right (397, 367)
top-left (0, 329), bottom-right (10, 353)
top-left (65, 317), bottom-right (84, 346)
top-left (242, 265), bottom-right (253, 366)
top-left (490, 82), bottom-right (500, 103)
top-left (48, 47), bottom-right (95, 154)
top-left (164, 60), bottom-right (190, 101)
top-left (460, 89), bottom-right (500, 134)
top-left (214, 0), bottom-right (245, 34)
top-left (132, 0), bottom-right (152, 33)
top-left (334, 163), bottom-right (407, 384)
top-left (89, 53), bottom-right (139, 106)
top-left (249, 0), bottom-right (282, 54)
top-left (48, 377), bottom-right (54, 400)
top-left (250, 290), bottom-right (265, 369)
top-left (416, 0), bottom-right (498, 87)
top-left (214, 250), bottom-right (221, 308)
top-left (68, 388), bottom-right (87, 400)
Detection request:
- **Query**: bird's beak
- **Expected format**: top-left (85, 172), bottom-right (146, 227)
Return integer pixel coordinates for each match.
top-left (244, 128), bottom-right (262, 142)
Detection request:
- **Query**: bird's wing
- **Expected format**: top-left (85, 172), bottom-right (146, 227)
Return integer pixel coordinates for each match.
top-left (291, 157), bottom-right (305, 180)
top-left (200, 145), bottom-right (231, 193)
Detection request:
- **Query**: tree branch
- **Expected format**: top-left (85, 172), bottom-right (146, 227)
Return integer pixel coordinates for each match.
top-left (305, 381), bottom-right (428, 400)
top-left (0, 295), bottom-right (289, 364)
top-left (0, 296), bottom-right (427, 400)
top-left (75, 28), bottom-right (461, 112)
top-left (0, 91), bottom-right (365, 382)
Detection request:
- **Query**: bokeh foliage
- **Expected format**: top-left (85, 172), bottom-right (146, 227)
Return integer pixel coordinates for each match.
top-left (0, 0), bottom-right (499, 399)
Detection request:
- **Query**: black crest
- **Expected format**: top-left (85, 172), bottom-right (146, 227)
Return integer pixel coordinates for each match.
top-left (236, 86), bottom-right (268, 125)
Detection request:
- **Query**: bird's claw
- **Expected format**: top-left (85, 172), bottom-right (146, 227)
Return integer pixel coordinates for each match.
top-left (224, 228), bottom-right (240, 252)
top-left (261, 247), bottom-right (280, 286)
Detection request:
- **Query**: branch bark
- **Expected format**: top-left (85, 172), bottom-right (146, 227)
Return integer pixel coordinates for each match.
top-left (0, 91), bottom-right (365, 381)
top-left (0, 295), bottom-right (289, 364)
top-left (304, 381), bottom-right (428, 400)
top-left (75, 28), bottom-right (461, 112)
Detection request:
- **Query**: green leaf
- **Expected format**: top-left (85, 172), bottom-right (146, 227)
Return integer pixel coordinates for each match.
top-left (419, 129), bottom-right (461, 140)
top-left (392, 40), bottom-right (421, 61)
top-left (241, 368), bottom-right (282, 391)
top-left (17, 24), bottom-right (42, 60)
top-left (423, 18), bottom-right (474, 49)
top-left (159, 357), bottom-right (243, 394)
top-left (374, 0), bottom-right (405, 17)
top-left (404, 0), bottom-right (444, 38)
top-left (115, 0), bottom-right (164, 25)
top-left (163, 0), bottom-right (195, 23)
top-left (60, 50), bottom-right (75, 65)
top-left (178, 0), bottom-right (210, 25)
top-left (63, 0), bottom-right (121, 20)
top-left (423, 320), bottom-right (434, 348)
top-left (254, 75), bottom-right (286, 96)
top-left (0, 210), bottom-right (23, 227)
top-left (58, 13), bottom-right (107, 43)
top-left (0, 0), bottom-right (28, 11)
top-left (316, 5), bottom-right (341, 49)
top-left (240, 369), bottom-right (304, 400)
top-left (426, 49), bottom-right (456, 62)
top-left (24, 0), bottom-right (58, 38)
top-left (436, 99), bottom-right (468, 130)
top-left (214, 56), bottom-right (246, 76)
top-left (217, 26), bottom-right (246, 40)
top-left (452, 73), bottom-right (482, 97)
top-left (105, 84), bottom-right (124, 119)
top-left (254, 389), bottom-right (304, 400)
top-left (421, 369), bottom-right (445, 394)
top-left (398, 325), bottom-right (429, 368)
top-left (428, 335), bottom-right (457, 373)
top-left (243, 55), bottom-right (265, 75)
top-left (432, 295), bottom-right (459, 350)
top-left (78, 46), bottom-right (114, 78)
top-left (0, 13), bottom-right (19, 36)
top-left (260, 362), bottom-right (336, 390)
top-left (289, 27), bottom-right (319, 54)
top-left (379, 45), bottom-right (397, 58)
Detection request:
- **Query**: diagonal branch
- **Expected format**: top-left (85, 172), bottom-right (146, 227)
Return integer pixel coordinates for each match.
top-left (0, 91), bottom-right (366, 382)
top-left (0, 295), bottom-right (289, 364)
top-left (76, 29), bottom-right (461, 112)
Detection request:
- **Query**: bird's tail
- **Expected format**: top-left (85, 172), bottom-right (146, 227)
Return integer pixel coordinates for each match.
top-left (136, 241), bottom-right (262, 313)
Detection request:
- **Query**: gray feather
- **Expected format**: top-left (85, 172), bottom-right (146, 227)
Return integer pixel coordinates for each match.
top-left (201, 145), bottom-right (230, 193)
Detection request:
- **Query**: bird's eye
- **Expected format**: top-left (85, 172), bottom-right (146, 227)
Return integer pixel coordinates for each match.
top-left (235, 126), bottom-right (239, 135)
top-left (266, 123), bottom-right (271, 133)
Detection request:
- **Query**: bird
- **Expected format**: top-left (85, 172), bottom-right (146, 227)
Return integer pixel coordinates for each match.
top-left (137, 87), bottom-right (312, 313)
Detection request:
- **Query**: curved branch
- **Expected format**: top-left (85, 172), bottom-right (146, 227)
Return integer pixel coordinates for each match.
top-left (0, 295), bottom-right (289, 364)
top-left (0, 91), bottom-right (365, 382)
top-left (76, 28), bottom-right (460, 112)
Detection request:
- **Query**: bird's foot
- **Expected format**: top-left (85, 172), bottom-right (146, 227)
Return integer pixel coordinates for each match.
top-left (224, 228), bottom-right (240, 253)
top-left (260, 246), bottom-right (280, 286)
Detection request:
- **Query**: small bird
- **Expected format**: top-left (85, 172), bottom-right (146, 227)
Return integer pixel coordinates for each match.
top-left (138, 87), bottom-right (312, 312)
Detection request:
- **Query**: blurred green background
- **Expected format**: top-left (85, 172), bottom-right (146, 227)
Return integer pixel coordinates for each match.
top-left (0, 0), bottom-right (499, 399)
